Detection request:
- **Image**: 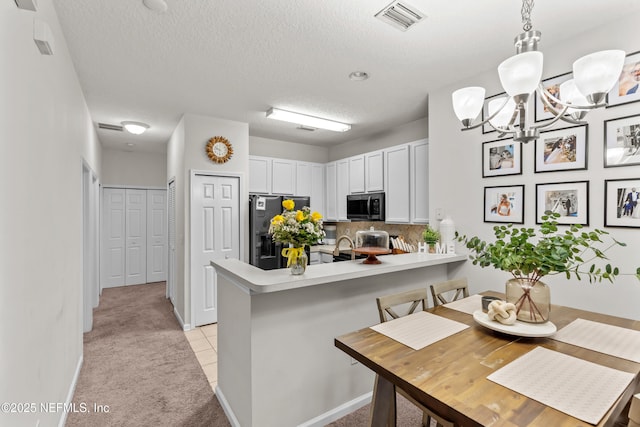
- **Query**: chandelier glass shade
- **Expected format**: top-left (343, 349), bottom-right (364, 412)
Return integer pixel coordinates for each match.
top-left (451, 0), bottom-right (626, 143)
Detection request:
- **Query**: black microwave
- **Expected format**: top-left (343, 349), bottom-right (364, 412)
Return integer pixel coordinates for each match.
top-left (347, 192), bottom-right (385, 221)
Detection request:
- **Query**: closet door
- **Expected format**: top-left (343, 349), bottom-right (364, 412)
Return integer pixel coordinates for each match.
top-left (125, 189), bottom-right (147, 285)
top-left (101, 188), bottom-right (126, 288)
top-left (146, 189), bottom-right (167, 283)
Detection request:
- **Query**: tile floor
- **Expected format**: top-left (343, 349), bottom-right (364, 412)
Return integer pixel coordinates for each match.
top-left (184, 323), bottom-right (218, 392)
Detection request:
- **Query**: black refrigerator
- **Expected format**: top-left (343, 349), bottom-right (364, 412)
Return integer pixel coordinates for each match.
top-left (249, 194), bottom-right (310, 270)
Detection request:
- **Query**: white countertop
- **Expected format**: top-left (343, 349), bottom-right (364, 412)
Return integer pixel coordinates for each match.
top-left (211, 252), bottom-right (467, 294)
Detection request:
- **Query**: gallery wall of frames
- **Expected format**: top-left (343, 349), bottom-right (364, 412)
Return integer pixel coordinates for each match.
top-left (482, 50), bottom-right (640, 228)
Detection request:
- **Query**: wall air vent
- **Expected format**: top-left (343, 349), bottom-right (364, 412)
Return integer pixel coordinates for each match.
top-left (375, 0), bottom-right (426, 32)
top-left (98, 123), bottom-right (123, 132)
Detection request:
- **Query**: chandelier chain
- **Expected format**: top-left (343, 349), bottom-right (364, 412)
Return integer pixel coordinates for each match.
top-left (521, 0), bottom-right (534, 31)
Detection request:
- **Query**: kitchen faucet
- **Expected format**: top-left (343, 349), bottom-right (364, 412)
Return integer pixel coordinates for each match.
top-left (333, 235), bottom-right (355, 260)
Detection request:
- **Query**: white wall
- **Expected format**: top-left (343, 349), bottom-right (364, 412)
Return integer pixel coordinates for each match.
top-left (249, 135), bottom-right (329, 163)
top-left (430, 14), bottom-right (640, 320)
top-left (329, 117), bottom-right (428, 161)
top-left (168, 114), bottom-right (249, 326)
top-left (101, 148), bottom-right (167, 187)
top-left (1, 2), bottom-right (102, 427)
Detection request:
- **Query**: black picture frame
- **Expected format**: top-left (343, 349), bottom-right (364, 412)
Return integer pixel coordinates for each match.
top-left (607, 50), bottom-right (640, 108)
top-left (482, 138), bottom-right (522, 178)
top-left (484, 185), bottom-right (525, 224)
top-left (535, 181), bottom-right (589, 225)
top-left (534, 125), bottom-right (588, 173)
top-left (534, 72), bottom-right (572, 123)
top-left (603, 114), bottom-right (640, 168)
top-left (604, 178), bottom-right (640, 228)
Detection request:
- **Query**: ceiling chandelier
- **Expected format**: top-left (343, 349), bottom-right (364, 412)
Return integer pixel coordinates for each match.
top-left (451, 0), bottom-right (625, 143)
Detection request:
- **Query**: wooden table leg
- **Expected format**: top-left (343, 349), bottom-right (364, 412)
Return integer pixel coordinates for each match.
top-left (370, 374), bottom-right (396, 427)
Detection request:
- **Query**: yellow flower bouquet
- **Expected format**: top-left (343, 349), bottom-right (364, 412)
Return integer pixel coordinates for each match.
top-left (269, 199), bottom-right (325, 268)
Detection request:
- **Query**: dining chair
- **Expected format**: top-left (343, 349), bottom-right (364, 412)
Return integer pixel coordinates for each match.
top-left (430, 277), bottom-right (469, 307)
top-left (374, 288), bottom-right (454, 427)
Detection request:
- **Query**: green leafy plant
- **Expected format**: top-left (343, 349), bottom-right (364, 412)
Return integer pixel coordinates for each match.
top-left (457, 211), bottom-right (640, 284)
top-left (422, 224), bottom-right (441, 245)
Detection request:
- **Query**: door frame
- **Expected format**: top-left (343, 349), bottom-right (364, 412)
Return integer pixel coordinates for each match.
top-left (189, 170), bottom-right (245, 328)
top-left (82, 160), bottom-right (99, 333)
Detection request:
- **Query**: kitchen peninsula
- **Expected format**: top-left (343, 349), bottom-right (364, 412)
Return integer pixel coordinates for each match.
top-left (211, 252), bottom-right (466, 427)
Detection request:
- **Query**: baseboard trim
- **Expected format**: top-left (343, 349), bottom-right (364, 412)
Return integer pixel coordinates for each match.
top-left (58, 354), bottom-right (83, 427)
top-left (215, 386), bottom-right (241, 427)
top-left (297, 392), bottom-right (372, 427)
top-left (173, 306), bottom-right (191, 331)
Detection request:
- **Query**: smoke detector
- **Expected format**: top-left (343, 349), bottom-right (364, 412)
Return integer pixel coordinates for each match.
top-left (375, 0), bottom-right (426, 32)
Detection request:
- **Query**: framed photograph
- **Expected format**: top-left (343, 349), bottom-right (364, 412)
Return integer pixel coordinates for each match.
top-left (607, 51), bottom-right (640, 108)
top-left (482, 92), bottom-right (519, 134)
top-left (534, 72), bottom-right (572, 122)
top-left (535, 181), bottom-right (589, 225)
top-left (482, 138), bottom-right (522, 177)
top-left (604, 114), bottom-right (640, 167)
top-left (484, 185), bottom-right (524, 224)
top-left (604, 178), bottom-right (640, 228)
top-left (534, 125), bottom-right (588, 173)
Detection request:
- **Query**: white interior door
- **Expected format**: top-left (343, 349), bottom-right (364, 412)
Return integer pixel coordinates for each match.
top-left (146, 189), bottom-right (167, 283)
top-left (101, 188), bottom-right (126, 288)
top-left (191, 174), bottom-right (240, 326)
top-left (125, 189), bottom-right (147, 285)
top-left (167, 181), bottom-right (176, 304)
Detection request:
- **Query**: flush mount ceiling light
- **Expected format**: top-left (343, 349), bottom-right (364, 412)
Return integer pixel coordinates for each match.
top-left (121, 121), bottom-right (149, 135)
top-left (349, 71), bottom-right (369, 81)
top-left (266, 108), bottom-right (351, 132)
top-left (451, 0), bottom-right (625, 143)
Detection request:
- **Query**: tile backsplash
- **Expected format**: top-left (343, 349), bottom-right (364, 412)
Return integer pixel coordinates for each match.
top-left (329, 221), bottom-right (427, 249)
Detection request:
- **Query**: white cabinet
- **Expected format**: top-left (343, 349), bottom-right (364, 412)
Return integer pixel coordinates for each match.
top-left (384, 145), bottom-right (411, 223)
top-left (296, 162), bottom-right (312, 197)
top-left (336, 159), bottom-right (349, 221)
top-left (271, 159), bottom-right (296, 195)
top-left (249, 156), bottom-right (271, 194)
top-left (296, 161), bottom-right (325, 215)
top-left (349, 156), bottom-right (365, 193)
top-left (325, 162), bottom-right (338, 221)
top-left (410, 139), bottom-right (429, 223)
top-left (365, 150), bottom-right (384, 192)
top-left (310, 163), bottom-right (325, 216)
top-left (348, 151), bottom-right (384, 194)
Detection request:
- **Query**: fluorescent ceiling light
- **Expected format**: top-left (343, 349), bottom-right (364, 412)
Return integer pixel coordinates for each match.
top-left (121, 121), bottom-right (149, 135)
top-left (266, 108), bottom-right (351, 132)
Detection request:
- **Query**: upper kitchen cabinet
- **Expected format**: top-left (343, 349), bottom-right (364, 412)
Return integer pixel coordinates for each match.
top-left (249, 156), bottom-right (272, 194)
top-left (385, 145), bottom-right (410, 223)
top-left (271, 158), bottom-right (296, 195)
top-left (348, 151), bottom-right (384, 194)
top-left (296, 162), bottom-right (325, 215)
top-left (410, 139), bottom-right (429, 223)
top-left (325, 162), bottom-right (337, 221)
top-left (249, 156), bottom-right (296, 195)
top-left (365, 150), bottom-right (384, 192)
top-left (336, 159), bottom-right (349, 221)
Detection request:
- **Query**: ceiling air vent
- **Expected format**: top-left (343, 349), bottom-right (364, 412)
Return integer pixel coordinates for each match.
top-left (375, 0), bottom-right (426, 32)
top-left (98, 122), bottom-right (123, 132)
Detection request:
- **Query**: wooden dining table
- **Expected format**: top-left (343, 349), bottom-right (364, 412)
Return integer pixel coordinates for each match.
top-left (334, 291), bottom-right (640, 427)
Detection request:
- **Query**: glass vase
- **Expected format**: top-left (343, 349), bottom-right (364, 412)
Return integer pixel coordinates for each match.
top-left (289, 249), bottom-right (308, 276)
top-left (505, 278), bottom-right (551, 323)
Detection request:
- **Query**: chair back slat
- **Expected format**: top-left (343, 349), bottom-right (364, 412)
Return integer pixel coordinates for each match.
top-left (430, 278), bottom-right (469, 307)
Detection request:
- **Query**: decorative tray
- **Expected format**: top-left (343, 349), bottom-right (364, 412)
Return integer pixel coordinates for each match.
top-left (472, 310), bottom-right (557, 337)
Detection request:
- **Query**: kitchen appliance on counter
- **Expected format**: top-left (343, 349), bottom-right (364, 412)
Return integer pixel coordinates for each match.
top-left (249, 194), bottom-right (310, 270)
top-left (347, 192), bottom-right (385, 221)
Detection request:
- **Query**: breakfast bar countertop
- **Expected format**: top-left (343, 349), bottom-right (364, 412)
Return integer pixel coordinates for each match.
top-left (211, 252), bottom-right (467, 294)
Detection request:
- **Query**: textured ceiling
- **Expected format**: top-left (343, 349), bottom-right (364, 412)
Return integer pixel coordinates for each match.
top-left (53, 0), bottom-right (640, 153)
